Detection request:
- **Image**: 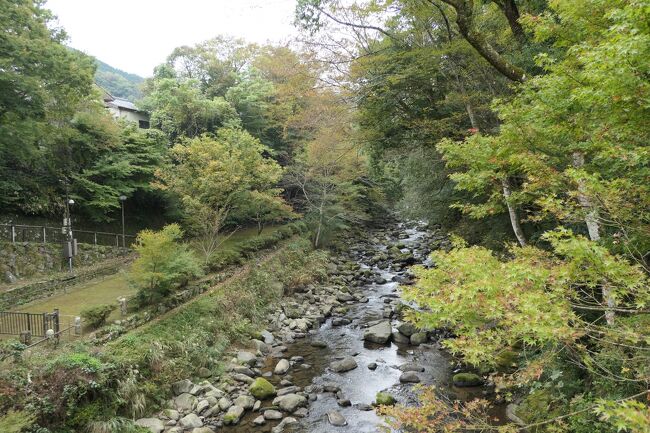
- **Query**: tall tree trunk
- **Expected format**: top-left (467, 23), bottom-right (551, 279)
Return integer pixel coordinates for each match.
top-left (493, 0), bottom-right (526, 44)
top-left (572, 152), bottom-right (615, 325)
top-left (440, 0), bottom-right (527, 83)
top-left (501, 177), bottom-right (527, 247)
top-left (456, 76), bottom-right (478, 129)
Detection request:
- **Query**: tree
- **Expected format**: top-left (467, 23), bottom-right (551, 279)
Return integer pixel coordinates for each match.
top-left (437, 133), bottom-right (537, 247)
top-left (235, 189), bottom-right (298, 235)
top-left (0, 0), bottom-right (96, 214)
top-left (156, 129), bottom-right (288, 261)
top-left (59, 98), bottom-right (168, 222)
top-left (128, 224), bottom-right (202, 302)
top-left (287, 90), bottom-right (377, 247)
top-left (139, 75), bottom-right (240, 142)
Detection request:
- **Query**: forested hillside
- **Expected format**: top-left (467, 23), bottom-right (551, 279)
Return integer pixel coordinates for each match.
top-left (294, 0), bottom-right (650, 431)
top-left (95, 58), bottom-right (144, 100)
top-left (0, 0), bottom-right (648, 432)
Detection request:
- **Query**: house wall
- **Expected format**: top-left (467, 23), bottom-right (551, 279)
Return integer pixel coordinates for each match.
top-left (107, 106), bottom-right (149, 126)
top-left (117, 108), bottom-right (149, 124)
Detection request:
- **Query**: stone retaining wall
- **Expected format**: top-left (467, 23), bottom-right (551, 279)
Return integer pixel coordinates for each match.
top-left (0, 257), bottom-right (130, 310)
top-left (1, 241), bottom-right (125, 284)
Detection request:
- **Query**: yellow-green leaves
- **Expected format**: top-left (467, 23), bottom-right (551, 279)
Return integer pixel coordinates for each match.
top-left (129, 224), bottom-right (203, 301)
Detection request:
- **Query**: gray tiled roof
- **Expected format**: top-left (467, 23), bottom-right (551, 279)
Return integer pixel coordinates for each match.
top-left (110, 97), bottom-right (139, 111)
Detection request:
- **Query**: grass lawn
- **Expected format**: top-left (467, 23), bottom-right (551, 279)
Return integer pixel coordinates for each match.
top-left (212, 225), bottom-right (279, 250)
top-left (13, 273), bottom-right (136, 324)
top-left (8, 224), bottom-right (286, 330)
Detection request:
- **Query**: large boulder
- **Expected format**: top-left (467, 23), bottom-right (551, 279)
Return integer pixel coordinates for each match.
top-left (363, 321), bottom-right (392, 344)
top-left (392, 331), bottom-right (410, 344)
top-left (410, 332), bottom-right (428, 346)
top-left (173, 393), bottom-right (197, 412)
top-left (234, 395), bottom-right (256, 410)
top-left (237, 351), bottom-right (257, 366)
top-left (272, 417), bottom-right (298, 433)
top-left (135, 418), bottom-right (164, 433)
top-left (330, 356), bottom-right (358, 373)
top-left (272, 393), bottom-right (308, 413)
top-left (399, 371), bottom-right (421, 383)
top-left (398, 362), bottom-right (425, 372)
top-left (397, 322), bottom-right (418, 337)
top-left (264, 409), bottom-right (283, 420)
top-left (249, 377), bottom-right (277, 399)
top-left (172, 379), bottom-right (199, 396)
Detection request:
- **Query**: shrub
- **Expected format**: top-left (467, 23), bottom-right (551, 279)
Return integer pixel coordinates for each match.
top-left (81, 304), bottom-right (116, 329)
top-left (129, 224), bottom-right (203, 303)
top-left (0, 410), bottom-right (35, 433)
top-left (207, 248), bottom-right (243, 272)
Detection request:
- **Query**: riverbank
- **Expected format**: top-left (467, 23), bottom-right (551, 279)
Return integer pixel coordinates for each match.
top-left (131, 220), bottom-right (494, 433)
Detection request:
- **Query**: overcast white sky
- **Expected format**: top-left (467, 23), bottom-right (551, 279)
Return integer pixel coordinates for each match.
top-left (46, 0), bottom-right (299, 77)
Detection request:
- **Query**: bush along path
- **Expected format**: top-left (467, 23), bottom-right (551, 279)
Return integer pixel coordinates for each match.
top-left (130, 220), bottom-right (476, 433)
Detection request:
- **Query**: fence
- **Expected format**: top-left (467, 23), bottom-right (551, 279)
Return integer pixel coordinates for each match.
top-left (0, 309), bottom-right (60, 338)
top-left (0, 224), bottom-right (136, 247)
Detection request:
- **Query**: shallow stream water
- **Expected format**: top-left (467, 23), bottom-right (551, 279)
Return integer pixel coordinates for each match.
top-left (231, 224), bottom-right (491, 432)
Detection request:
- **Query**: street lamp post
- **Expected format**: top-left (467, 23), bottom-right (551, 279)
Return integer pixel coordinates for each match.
top-left (64, 198), bottom-right (75, 272)
top-left (119, 195), bottom-right (127, 248)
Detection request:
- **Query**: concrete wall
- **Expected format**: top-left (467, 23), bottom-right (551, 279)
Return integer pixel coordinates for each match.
top-left (107, 107), bottom-right (149, 126)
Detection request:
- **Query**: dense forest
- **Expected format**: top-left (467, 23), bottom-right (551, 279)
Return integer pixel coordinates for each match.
top-left (291, 0), bottom-right (649, 430)
top-left (0, 0), bottom-right (648, 432)
top-left (95, 59), bottom-right (144, 101)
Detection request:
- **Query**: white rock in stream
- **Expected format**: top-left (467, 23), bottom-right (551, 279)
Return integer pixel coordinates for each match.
top-left (272, 393), bottom-right (308, 412)
top-left (330, 356), bottom-right (358, 373)
top-left (274, 358), bottom-right (290, 375)
top-left (327, 410), bottom-right (348, 426)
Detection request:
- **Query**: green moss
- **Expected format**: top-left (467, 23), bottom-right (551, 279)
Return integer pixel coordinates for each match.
top-left (223, 412), bottom-right (238, 423)
top-left (249, 377), bottom-right (276, 399)
top-left (452, 372), bottom-right (482, 387)
top-left (375, 392), bottom-right (397, 406)
top-left (496, 349), bottom-right (518, 368)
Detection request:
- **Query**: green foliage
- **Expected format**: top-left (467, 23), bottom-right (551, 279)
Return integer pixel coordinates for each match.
top-left (375, 392), bottom-right (397, 406)
top-left (94, 57), bottom-right (144, 100)
top-left (139, 76), bottom-right (240, 142)
top-left (70, 121), bottom-right (168, 222)
top-left (128, 224), bottom-right (203, 302)
top-left (157, 129), bottom-right (289, 261)
top-left (0, 410), bottom-right (35, 433)
top-left (0, 0), bottom-right (95, 214)
top-left (81, 304), bottom-right (116, 329)
top-left (47, 352), bottom-right (106, 374)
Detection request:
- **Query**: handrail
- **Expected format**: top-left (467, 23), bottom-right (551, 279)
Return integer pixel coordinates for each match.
top-left (0, 224), bottom-right (136, 237)
top-left (0, 223), bottom-right (137, 247)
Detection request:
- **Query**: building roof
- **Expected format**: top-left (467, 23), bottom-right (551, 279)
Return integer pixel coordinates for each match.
top-left (100, 86), bottom-right (143, 112)
top-left (109, 97), bottom-right (139, 111)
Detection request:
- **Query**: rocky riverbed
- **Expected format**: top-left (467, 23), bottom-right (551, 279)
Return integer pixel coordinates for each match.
top-left (136, 221), bottom-right (494, 433)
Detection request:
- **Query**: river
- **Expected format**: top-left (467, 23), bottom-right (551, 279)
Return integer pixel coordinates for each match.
top-left (229, 222), bottom-right (490, 432)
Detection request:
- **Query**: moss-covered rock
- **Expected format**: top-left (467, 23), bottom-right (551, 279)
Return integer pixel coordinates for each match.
top-left (496, 349), bottom-right (518, 370)
top-left (452, 372), bottom-right (483, 387)
top-left (249, 377), bottom-right (276, 399)
top-left (374, 392), bottom-right (397, 406)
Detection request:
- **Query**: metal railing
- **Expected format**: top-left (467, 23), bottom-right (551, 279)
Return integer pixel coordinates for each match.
top-left (0, 309), bottom-right (59, 337)
top-left (0, 224), bottom-right (136, 247)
